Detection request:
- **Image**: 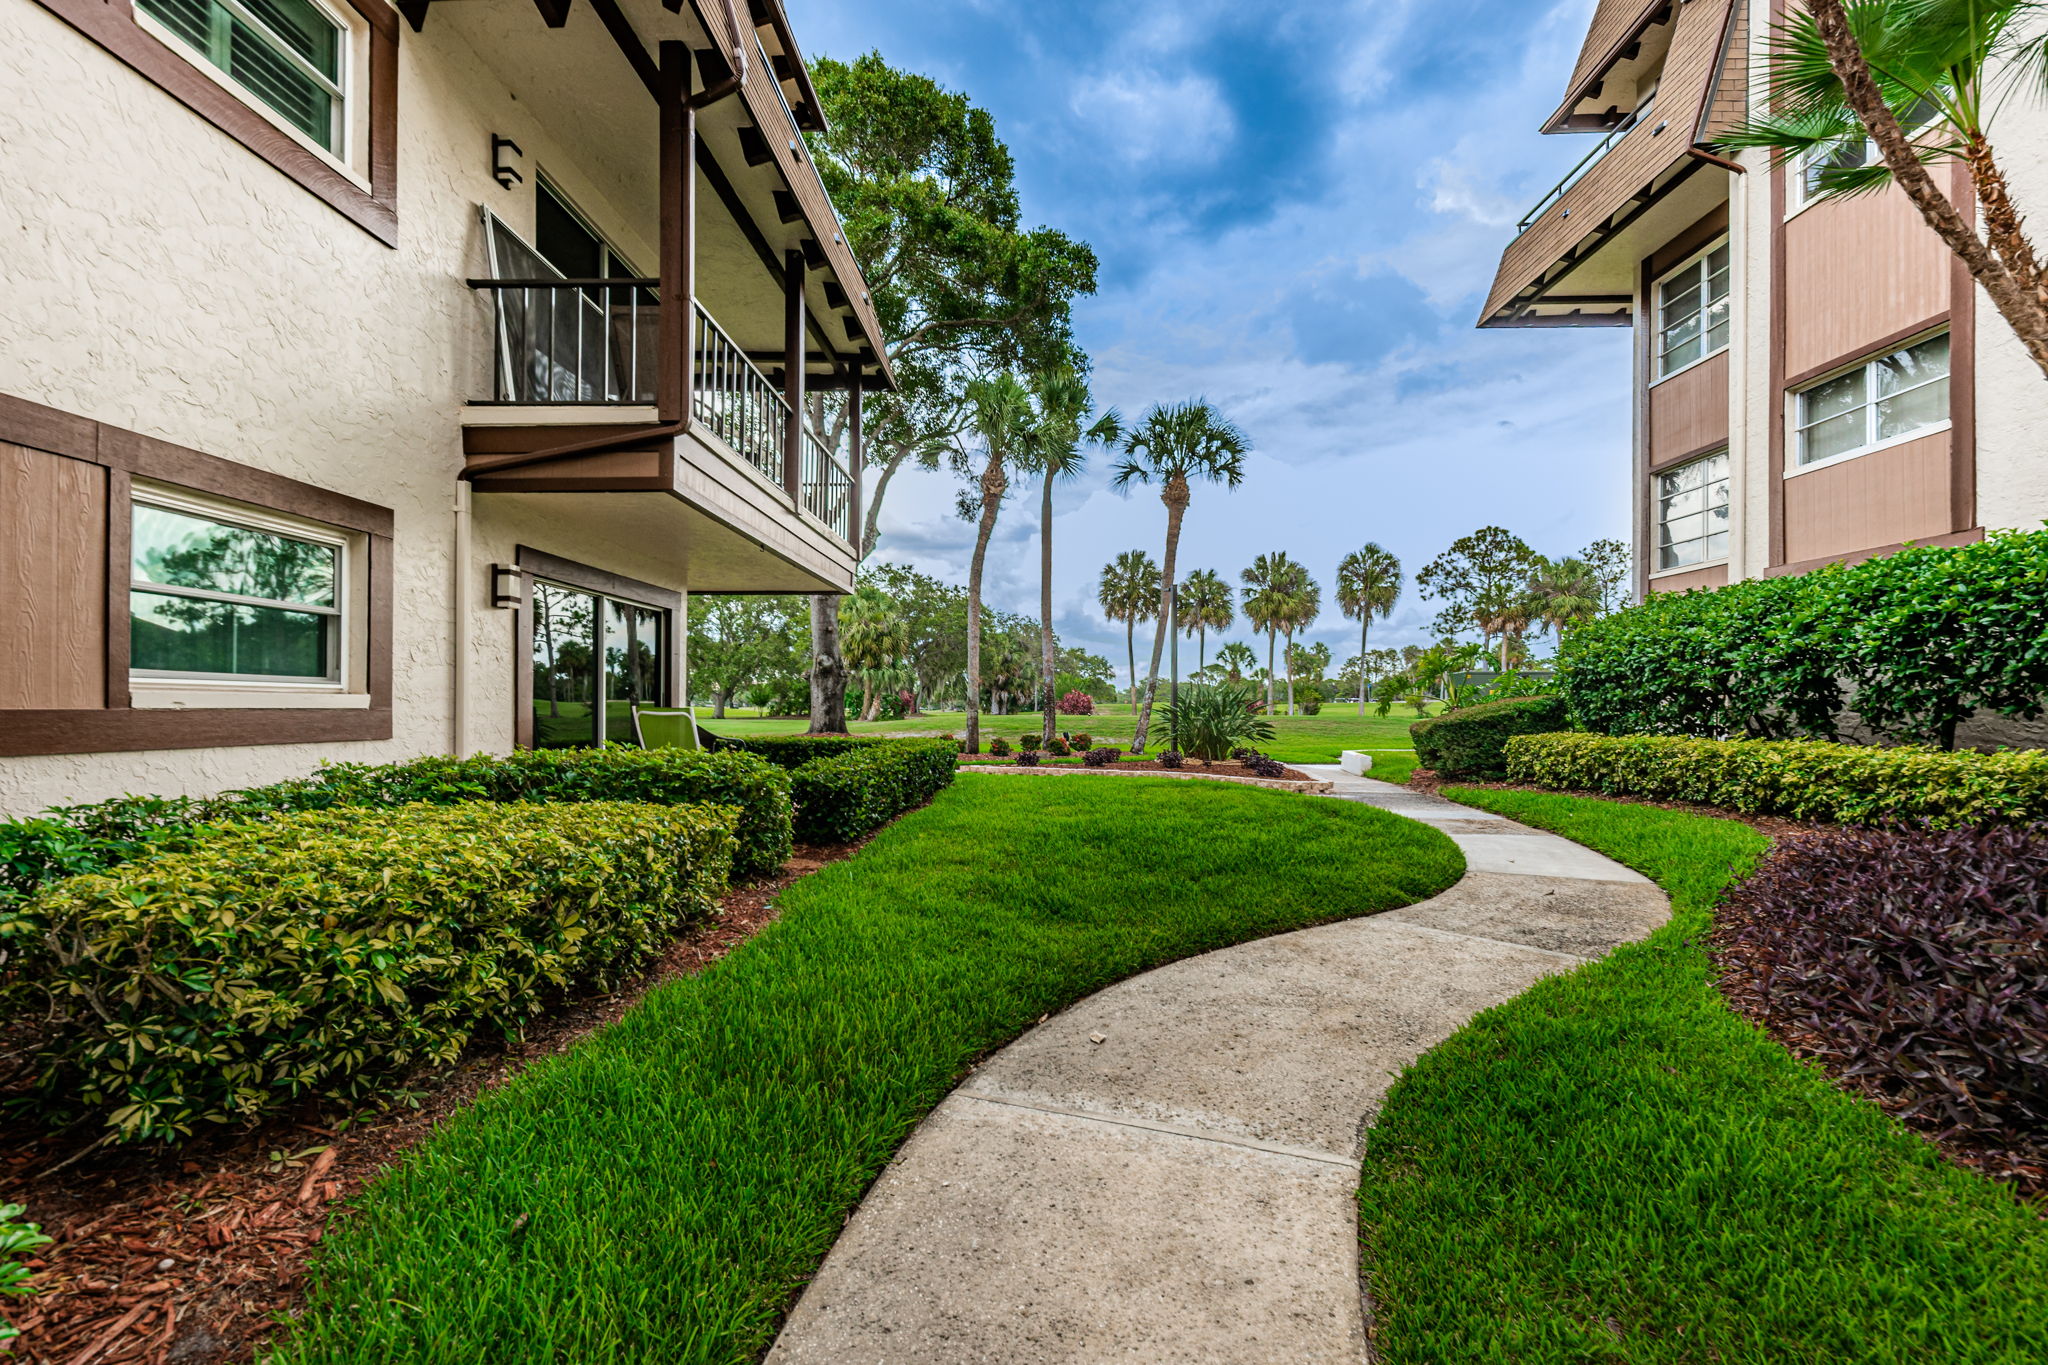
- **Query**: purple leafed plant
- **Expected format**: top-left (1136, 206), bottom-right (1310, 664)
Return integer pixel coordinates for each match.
top-left (1158, 750), bottom-right (1184, 769)
top-left (1716, 824), bottom-right (2048, 1185)
top-left (1240, 751), bottom-right (1288, 779)
top-left (1081, 746), bottom-right (1122, 768)
top-left (1014, 750), bottom-right (1042, 767)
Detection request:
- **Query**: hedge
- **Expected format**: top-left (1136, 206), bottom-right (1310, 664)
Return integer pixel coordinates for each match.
top-left (723, 734), bottom-right (891, 769)
top-left (1557, 529), bottom-right (2048, 747)
top-left (789, 739), bottom-right (957, 845)
top-left (14, 801), bottom-right (737, 1142)
top-left (1504, 732), bottom-right (2048, 826)
top-left (1410, 695), bottom-right (1571, 778)
top-left (0, 748), bottom-right (793, 906)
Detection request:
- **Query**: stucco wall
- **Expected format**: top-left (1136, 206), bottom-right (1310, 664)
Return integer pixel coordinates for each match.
top-left (0, 1), bottom-right (688, 814)
top-left (1975, 88), bottom-right (2048, 535)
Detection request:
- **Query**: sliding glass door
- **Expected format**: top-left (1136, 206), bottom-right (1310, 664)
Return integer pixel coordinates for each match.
top-left (530, 580), bottom-right (667, 748)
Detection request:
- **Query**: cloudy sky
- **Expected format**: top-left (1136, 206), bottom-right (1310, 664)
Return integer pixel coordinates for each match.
top-left (785, 0), bottom-right (1631, 677)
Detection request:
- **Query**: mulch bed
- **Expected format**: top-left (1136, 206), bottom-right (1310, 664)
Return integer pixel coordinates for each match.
top-left (1, 839), bottom-right (866, 1365)
top-left (1407, 768), bottom-right (2044, 1207)
top-left (957, 757), bottom-right (1317, 783)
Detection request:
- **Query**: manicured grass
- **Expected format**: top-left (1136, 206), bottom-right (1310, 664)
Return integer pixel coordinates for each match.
top-left (281, 778), bottom-right (1462, 1364)
top-left (696, 701), bottom-right (1437, 765)
top-left (1358, 788), bottom-right (2048, 1364)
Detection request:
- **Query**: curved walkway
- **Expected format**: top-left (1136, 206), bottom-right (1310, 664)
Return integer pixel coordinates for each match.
top-left (768, 769), bottom-right (1666, 1363)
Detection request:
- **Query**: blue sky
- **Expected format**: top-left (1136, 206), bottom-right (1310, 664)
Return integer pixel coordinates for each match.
top-left (785, 0), bottom-right (1632, 676)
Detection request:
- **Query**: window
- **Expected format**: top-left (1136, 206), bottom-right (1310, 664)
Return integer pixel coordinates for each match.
top-left (1794, 333), bottom-right (1950, 468)
top-left (136, 0), bottom-right (346, 155)
top-left (1793, 97), bottom-right (1942, 210)
top-left (130, 494), bottom-right (346, 684)
top-left (530, 581), bottom-right (669, 748)
top-left (1655, 242), bottom-right (1731, 377)
top-left (1655, 451), bottom-right (1730, 571)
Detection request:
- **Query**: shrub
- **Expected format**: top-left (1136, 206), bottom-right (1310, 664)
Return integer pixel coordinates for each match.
top-left (1070, 733), bottom-right (1094, 752)
top-left (1045, 737), bottom-right (1070, 757)
top-left (1558, 529), bottom-right (2048, 747)
top-left (1241, 751), bottom-right (1289, 780)
top-left (1410, 695), bottom-right (1572, 779)
top-left (1158, 750), bottom-right (1184, 769)
top-left (1017, 733), bottom-right (1042, 753)
top-left (729, 735), bottom-right (883, 769)
top-left (1014, 751), bottom-right (1042, 767)
top-left (1057, 691), bottom-right (1095, 716)
top-left (1164, 683), bottom-right (1278, 762)
top-left (788, 739), bottom-right (957, 845)
top-left (1504, 732), bottom-right (2048, 826)
top-left (18, 801), bottom-right (737, 1142)
top-left (1, 795), bottom-right (230, 911)
top-left (1717, 825), bottom-right (2048, 1175)
top-left (988, 737), bottom-right (1012, 757)
top-left (0, 1204), bottom-right (50, 1342)
top-left (1080, 746), bottom-right (1121, 768)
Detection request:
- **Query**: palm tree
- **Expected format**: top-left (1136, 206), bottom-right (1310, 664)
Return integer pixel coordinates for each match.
top-left (1527, 556), bottom-right (1602, 646)
top-left (841, 583), bottom-right (909, 721)
top-left (1335, 543), bottom-right (1401, 717)
top-left (1241, 551), bottom-right (1304, 715)
top-left (1276, 569), bottom-right (1321, 717)
top-left (1716, 0), bottom-right (2048, 378)
top-left (1113, 402), bottom-right (1250, 752)
top-left (1024, 369), bottom-right (1121, 742)
top-left (1176, 569), bottom-right (1233, 672)
top-left (1475, 587), bottom-right (1536, 674)
top-left (960, 374), bottom-right (1032, 754)
top-left (1098, 550), bottom-right (1160, 712)
top-left (1215, 641), bottom-right (1257, 683)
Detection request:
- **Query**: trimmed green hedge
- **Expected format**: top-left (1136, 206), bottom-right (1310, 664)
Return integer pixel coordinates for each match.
top-left (1505, 732), bottom-right (2048, 826)
top-left (790, 739), bottom-right (957, 845)
top-left (16, 801), bottom-right (737, 1142)
top-left (1558, 529), bottom-right (2048, 746)
top-left (1411, 696), bottom-right (1570, 778)
top-left (725, 734), bottom-right (891, 769)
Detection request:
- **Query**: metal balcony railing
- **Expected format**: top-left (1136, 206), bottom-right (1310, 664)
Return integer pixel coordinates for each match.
top-left (691, 302), bottom-right (790, 487)
top-left (471, 278), bottom-right (660, 404)
top-left (800, 425), bottom-right (855, 543)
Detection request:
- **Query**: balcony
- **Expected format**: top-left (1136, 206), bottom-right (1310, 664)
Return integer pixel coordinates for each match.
top-left (466, 280), bottom-right (858, 548)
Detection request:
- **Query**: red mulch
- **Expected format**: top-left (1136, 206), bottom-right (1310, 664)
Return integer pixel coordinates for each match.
top-left (956, 757), bottom-right (1317, 782)
top-left (1407, 767), bottom-right (2044, 1205)
top-left (1, 840), bottom-right (864, 1365)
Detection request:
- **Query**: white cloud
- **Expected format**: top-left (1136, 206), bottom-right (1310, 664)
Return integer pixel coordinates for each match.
top-left (1067, 68), bottom-right (1237, 167)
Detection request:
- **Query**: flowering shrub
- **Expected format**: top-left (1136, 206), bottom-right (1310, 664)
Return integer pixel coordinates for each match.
top-left (988, 737), bottom-right (1012, 757)
top-left (1017, 732), bottom-right (1043, 752)
top-left (1081, 746), bottom-right (1122, 768)
top-left (1046, 737), bottom-right (1071, 757)
top-left (1070, 733), bottom-right (1094, 752)
top-left (1057, 691), bottom-right (1095, 716)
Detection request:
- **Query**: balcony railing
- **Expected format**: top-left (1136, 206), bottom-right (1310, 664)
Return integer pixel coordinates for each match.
top-left (472, 278), bottom-right (660, 403)
top-left (1514, 105), bottom-right (1647, 235)
top-left (691, 302), bottom-right (788, 487)
top-left (800, 425), bottom-right (855, 543)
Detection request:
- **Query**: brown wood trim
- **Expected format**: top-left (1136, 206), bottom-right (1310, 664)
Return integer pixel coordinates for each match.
top-left (515, 547), bottom-right (683, 612)
top-left (1648, 438), bottom-right (1730, 474)
top-left (1763, 526), bottom-right (1984, 578)
top-left (1544, 0), bottom-right (1669, 132)
top-left (1782, 311), bottom-right (1951, 391)
top-left (1948, 160), bottom-right (1978, 535)
top-left (31, 0), bottom-right (399, 247)
top-left (469, 475), bottom-right (675, 494)
top-left (0, 391), bottom-right (396, 756)
top-left (0, 709), bottom-right (394, 758)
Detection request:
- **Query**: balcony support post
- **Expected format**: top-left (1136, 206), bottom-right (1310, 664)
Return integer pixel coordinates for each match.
top-left (657, 41), bottom-right (694, 424)
top-left (847, 372), bottom-right (863, 556)
top-left (783, 248), bottom-right (806, 503)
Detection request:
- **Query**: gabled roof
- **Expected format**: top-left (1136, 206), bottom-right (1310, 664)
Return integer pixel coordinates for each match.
top-left (1545, 0), bottom-right (1674, 133)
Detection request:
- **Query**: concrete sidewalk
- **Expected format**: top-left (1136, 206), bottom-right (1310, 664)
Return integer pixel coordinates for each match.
top-left (767, 769), bottom-right (1665, 1364)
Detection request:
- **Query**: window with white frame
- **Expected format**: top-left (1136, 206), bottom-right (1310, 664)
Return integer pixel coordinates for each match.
top-left (1655, 450), bottom-right (1730, 571)
top-left (136, 0), bottom-right (348, 155)
top-left (1794, 332), bottom-right (1950, 469)
top-left (1792, 97), bottom-right (1943, 211)
top-left (129, 493), bottom-right (350, 685)
top-left (1654, 242), bottom-right (1730, 377)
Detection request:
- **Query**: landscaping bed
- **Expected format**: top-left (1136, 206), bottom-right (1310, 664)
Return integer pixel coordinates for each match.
top-left (957, 755), bottom-right (1320, 783)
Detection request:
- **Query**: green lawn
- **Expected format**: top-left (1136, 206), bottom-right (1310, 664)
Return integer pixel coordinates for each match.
top-left (1357, 789), bottom-right (2048, 1364)
top-left (280, 778), bottom-right (1462, 1364)
top-left (695, 700), bottom-right (1436, 766)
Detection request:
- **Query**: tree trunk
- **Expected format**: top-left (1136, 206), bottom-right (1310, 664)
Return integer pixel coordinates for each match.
top-left (1197, 625), bottom-right (1207, 674)
top-left (1358, 620), bottom-right (1370, 717)
top-left (964, 459), bottom-right (1005, 755)
top-left (859, 442), bottom-right (911, 560)
top-left (1265, 630), bottom-right (1276, 714)
top-left (1040, 473), bottom-right (1058, 743)
top-left (1284, 630), bottom-right (1296, 716)
top-left (1131, 479), bottom-right (1189, 754)
top-left (1125, 620), bottom-right (1137, 714)
top-left (1808, 0), bottom-right (2048, 378)
top-left (807, 595), bottom-right (849, 734)
top-left (712, 686), bottom-right (727, 720)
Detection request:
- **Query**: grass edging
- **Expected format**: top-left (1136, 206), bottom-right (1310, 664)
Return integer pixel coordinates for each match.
top-left (1357, 787), bottom-right (2048, 1364)
top-left (278, 777), bottom-right (1463, 1363)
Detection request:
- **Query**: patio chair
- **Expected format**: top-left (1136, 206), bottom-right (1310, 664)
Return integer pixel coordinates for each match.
top-left (630, 705), bottom-right (701, 751)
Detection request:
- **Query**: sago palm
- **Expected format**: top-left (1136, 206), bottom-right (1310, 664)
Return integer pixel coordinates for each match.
top-left (1113, 402), bottom-right (1249, 752)
top-left (1097, 550), bottom-right (1159, 712)
top-left (1336, 543), bottom-right (1401, 717)
top-left (960, 374), bottom-right (1032, 754)
top-left (1024, 368), bottom-right (1121, 742)
top-left (1715, 0), bottom-right (2048, 377)
top-left (1175, 569), bottom-right (1234, 672)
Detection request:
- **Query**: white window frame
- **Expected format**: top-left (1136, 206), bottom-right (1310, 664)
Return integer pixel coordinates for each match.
top-left (128, 483), bottom-right (369, 706)
top-left (134, 0), bottom-right (370, 186)
top-left (1788, 331), bottom-right (1952, 477)
top-left (1651, 238), bottom-right (1732, 382)
top-left (1788, 101), bottom-right (1943, 217)
top-left (1650, 449), bottom-right (1732, 575)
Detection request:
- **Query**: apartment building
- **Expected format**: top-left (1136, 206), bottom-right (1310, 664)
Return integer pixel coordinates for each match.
top-left (1482, 0), bottom-right (2048, 601)
top-left (0, 0), bottom-right (890, 812)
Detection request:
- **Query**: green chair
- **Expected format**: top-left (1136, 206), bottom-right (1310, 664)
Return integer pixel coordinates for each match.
top-left (630, 706), bottom-right (701, 751)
